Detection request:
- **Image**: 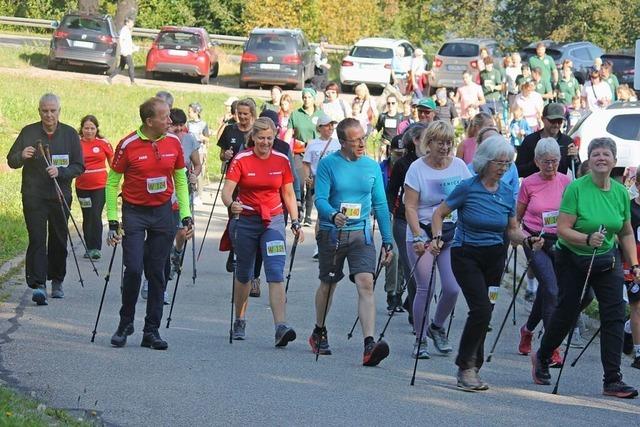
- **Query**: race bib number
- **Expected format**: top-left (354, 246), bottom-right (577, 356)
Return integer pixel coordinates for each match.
top-left (488, 286), bottom-right (500, 304)
top-left (384, 118), bottom-right (397, 129)
top-left (266, 240), bottom-right (286, 257)
top-left (78, 197), bottom-right (92, 209)
top-left (51, 154), bottom-right (69, 167)
top-left (146, 176), bottom-right (168, 194)
top-left (542, 210), bottom-right (559, 228)
top-left (340, 203), bottom-right (362, 219)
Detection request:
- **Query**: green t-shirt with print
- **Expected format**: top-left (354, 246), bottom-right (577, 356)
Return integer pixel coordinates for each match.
top-left (529, 54), bottom-right (555, 83)
top-left (480, 68), bottom-right (504, 100)
top-left (288, 107), bottom-right (323, 144)
top-left (555, 77), bottom-right (580, 105)
top-left (557, 175), bottom-right (630, 256)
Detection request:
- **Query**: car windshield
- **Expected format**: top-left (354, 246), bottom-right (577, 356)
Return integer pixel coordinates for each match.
top-left (157, 32), bottom-right (202, 49)
top-left (438, 43), bottom-right (479, 57)
top-left (61, 16), bottom-right (108, 33)
top-left (246, 35), bottom-right (296, 53)
top-left (603, 56), bottom-right (636, 72)
top-left (349, 46), bottom-right (393, 59)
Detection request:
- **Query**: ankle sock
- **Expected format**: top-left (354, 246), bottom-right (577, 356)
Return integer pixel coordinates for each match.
top-left (364, 336), bottom-right (374, 346)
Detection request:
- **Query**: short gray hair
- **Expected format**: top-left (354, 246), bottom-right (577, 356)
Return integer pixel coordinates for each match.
top-left (587, 137), bottom-right (617, 159)
top-left (534, 137), bottom-right (561, 160)
top-left (472, 135), bottom-right (515, 176)
top-left (39, 93), bottom-right (60, 109)
top-left (155, 91), bottom-right (174, 108)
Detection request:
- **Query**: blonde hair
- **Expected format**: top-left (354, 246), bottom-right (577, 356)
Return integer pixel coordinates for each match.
top-left (467, 112), bottom-right (494, 138)
top-left (420, 121), bottom-right (455, 154)
top-left (247, 117), bottom-right (276, 147)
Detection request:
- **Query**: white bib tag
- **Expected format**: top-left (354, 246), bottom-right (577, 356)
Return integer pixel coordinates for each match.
top-left (488, 286), bottom-right (500, 304)
top-left (146, 176), bottom-right (167, 194)
top-left (340, 202), bottom-right (362, 219)
top-left (542, 210), bottom-right (559, 229)
top-left (78, 197), bottom-right (92, 208)
top-left (266, 240), bottom-right (286, 257)
top-left (384, 118), bottom-right (397, 129)
top-left (51, 154), bottom-right (69, 167)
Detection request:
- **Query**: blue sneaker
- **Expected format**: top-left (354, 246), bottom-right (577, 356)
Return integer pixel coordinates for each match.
top-left (32, 288), bottom-right (48, 306)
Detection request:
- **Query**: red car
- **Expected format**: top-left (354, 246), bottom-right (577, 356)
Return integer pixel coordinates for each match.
top-left (146, 26), bottom-right (219, 84)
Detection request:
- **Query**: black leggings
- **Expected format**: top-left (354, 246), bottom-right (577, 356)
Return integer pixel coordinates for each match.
top-left (76, 188), bottom-right (105, 251)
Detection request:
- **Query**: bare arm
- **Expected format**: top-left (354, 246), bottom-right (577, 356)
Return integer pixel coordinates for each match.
top-left (404, 186), bottom-right (422, 238)
top-left (618, 221), bottom-right (639, 266)
top-left (516, 201), bottom-right (527, 223)
top-left (281, 183), bottom-right (304, 242)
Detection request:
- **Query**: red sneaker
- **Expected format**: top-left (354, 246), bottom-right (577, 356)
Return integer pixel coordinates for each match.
top-left (550, 347), bottom-right (564, 368)
top-left (518, 325), bottom-right (533, 355)
top-left (363, 340), bottom-right (389, 366)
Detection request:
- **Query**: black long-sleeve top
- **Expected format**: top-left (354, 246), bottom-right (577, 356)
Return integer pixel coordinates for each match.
top-left (515, 129), bottom-right (580, 178)
top-left (386, 151), bottom-right (418, 220)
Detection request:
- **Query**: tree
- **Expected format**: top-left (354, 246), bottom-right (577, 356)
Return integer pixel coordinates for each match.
top-left (78, 0), bottom-right (100, 14)
top-left (114, 0), bottom-right (137, 30)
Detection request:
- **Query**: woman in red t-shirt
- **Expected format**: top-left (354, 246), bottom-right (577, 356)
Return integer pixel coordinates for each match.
top-left (75, 115), bottom-right (113, 260)
top-left (221, 117), bottom-right (304, 347)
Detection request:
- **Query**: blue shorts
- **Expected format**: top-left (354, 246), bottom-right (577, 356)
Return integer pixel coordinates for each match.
top-left (230, 214), bottom-right (286, 283)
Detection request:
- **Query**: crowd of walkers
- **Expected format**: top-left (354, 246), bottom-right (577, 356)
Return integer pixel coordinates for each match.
top-left (6, 74), bottom-right (640, 398)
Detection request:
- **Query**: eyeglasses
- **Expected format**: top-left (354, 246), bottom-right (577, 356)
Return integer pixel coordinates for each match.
top-left (490, 160), bottom-right (512, 168)
top-left (539, 159), bottom-right (559, 165)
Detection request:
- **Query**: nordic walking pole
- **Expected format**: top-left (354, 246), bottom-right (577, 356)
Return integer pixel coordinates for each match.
top-left (347, 248), bottom-right (384, 340)
top-left (91, 243), bottom-right (118, 342)
top-left (166, 245), bottom-right (188, 328)
top-left (197, 161), bottom-right (227, 261)
top-left (486, 258), bottom-right (532, 362)
top-left (284, 234), bottom-right (300, 294)
top-left (190, 188), bottom-right (197, 285)
top-left (229, 214), bottom-right (239, 344)
top-left (446, 306), bottom-right (455, 339)
top-left (570, 326), bottom-right (600, 367)
top-left (316, 228), bottom-right (343, 361)
top-left (553, 225), bottom-right (605, 395)
top-left (378, 254), bottom-right (422, 342)
top-left (38, 142), bottom-right (99, 277)
top-left (411, 239), bottom-right (440, 386)
top-left (511, 247), bottom-right (518, 325)
top-left (37, 143), bottom-right (84, 286)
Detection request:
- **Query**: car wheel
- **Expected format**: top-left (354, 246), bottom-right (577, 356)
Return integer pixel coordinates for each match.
top-left (201, 73), bottom-right (210, 85)
top-left (294, 71), bottom-right (305, 90)
top-left (47, 59), bottom-right (58, 70)
top-left (210, 62), bottom-right (219, 78)
top-left (239, 79), bottom-right (249, 89)
top-left (340, 83), bottom-right (352, 93)
top-left (145, 71), bottom-right (155, 80)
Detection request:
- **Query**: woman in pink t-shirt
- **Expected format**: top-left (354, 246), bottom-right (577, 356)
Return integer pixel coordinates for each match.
top-left (455, 71), bottom-right (486, 125)
top-left (515, 137), bottom-right (571, 365)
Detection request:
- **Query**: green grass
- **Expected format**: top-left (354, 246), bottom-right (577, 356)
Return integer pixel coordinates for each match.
top-left (0, 385), bottom-right (92, 426)
top-left (0, 45), bottom-right (233, 265)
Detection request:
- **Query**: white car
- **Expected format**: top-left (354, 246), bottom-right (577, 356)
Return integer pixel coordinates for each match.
top-left (339, 38), bottom-right (414, 92)
top-left (569, 101), bottom-right (640, 178)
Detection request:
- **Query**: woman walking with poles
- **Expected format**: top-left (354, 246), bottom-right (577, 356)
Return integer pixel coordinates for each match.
top-left (531, 137), bottom-right (640, 399)
top-left (404, 121), bottom-right (471, 359)
top-left (75, 115), bottom-right (113, 261)
top-left (431, 136), bottom-right (543, 391)
top-left (516, 138), bottom-right (570, 366)
top-left (221, 117), bottom-right (304, 347)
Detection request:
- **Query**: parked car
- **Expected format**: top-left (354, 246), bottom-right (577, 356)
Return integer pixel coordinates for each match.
top-left (339, 38), bottom-right (414, 92)
top-left (602, 53), bottom-right (635, 87)
top-left (520, 40), bottom-right (603, 83)
top-left (429, 38), bottom-right (501, 90)
top-left (569, 101), bottom-right (640, 178)
top-left (145, 26), bottom-right (219, 85)
top-left (48, 12), bottom-right (119, 74)
top-left (239, 28), bottom-right (314, 89)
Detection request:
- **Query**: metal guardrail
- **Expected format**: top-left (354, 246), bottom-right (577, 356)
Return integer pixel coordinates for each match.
top-left (0, 15), bottom-right (350, 53)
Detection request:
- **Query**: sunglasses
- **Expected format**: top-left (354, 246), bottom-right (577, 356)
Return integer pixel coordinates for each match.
top-left (546, 118), bottom-right (564, 125)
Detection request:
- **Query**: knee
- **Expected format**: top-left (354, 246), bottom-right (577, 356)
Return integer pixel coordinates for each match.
top-left (470, 302), bottom-right (493, 324)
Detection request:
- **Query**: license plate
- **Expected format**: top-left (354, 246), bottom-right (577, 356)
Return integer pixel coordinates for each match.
top-left (260, 63), bottom-right (280, 70)
top-left (360, 63), bottom-right (380, 69)
top-left (72, 40), bottom-right (95, 49)
top-left (168, 49), bottom-right (188, 56)
top-left (447, 64), bottom-right (467, 71)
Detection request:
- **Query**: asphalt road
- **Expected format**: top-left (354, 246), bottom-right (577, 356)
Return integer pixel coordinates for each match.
top-left (0, 182), bottom-right (638, 426)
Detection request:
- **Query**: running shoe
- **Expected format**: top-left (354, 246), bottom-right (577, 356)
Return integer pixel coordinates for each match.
top-left (51, 281), bottom-right (64, 299)
top-left (474, 368), bottom-right (489, 391)
top-left (363, 340), bottom-right (390, 366)
top-left (456, 368), bottom-right (482, 392)
top-left (83, 251), bottom-right (90, 259)
top-left (392, 294), bottom-right (405, 313)
top-left (412, 338), bottom-right (431, 359)
top-left (518, 325), bottom-right (533, 355)
top-left (531, 352), bottom-right (551, 385)
top-left (623, 332), bottom-right (634, 355)
top-left (428, 323), bottom-right (452, 353)
top-left (249, 277), bottom-right (261, 298)
top-left (303, 217), bottom-right (312, 227)
top-left (90, 249), bottom-right (101, 260)
top-left (631, 356), bottom-right (640, 370)
top-left (232, 319), bottom-right (246, 340)
top-left (141, 330), bottom-right (168, 350)
top-left (31, 287), bottom-right (48, 306)
top-left (550, 347), bottom-right (563, 368)
top-left (309, 328), bottom-right (332, 355)
top-left (603, 380), bottom-right (639, 398)
top-left (524, 290), bottom-right (536, 303)
top-left (275, 325), bottom-right (296, 347)
top-left (111, 322), bottom-right (134, 347)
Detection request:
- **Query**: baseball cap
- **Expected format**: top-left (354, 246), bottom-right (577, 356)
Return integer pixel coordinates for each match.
top-left (543, 102), bottom-right (565, 120)
top-left (316, 113), bottom-right (337, 127)
top-left (416, 98), bottom-right (436, 110)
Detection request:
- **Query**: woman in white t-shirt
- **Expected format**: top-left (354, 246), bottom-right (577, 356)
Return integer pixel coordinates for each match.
top-left (404, 121), bottom-right (472, 359)
top-left (513, 81), bottom-right (543, 131)
top-left (581, 69), bottom-right (613, 112)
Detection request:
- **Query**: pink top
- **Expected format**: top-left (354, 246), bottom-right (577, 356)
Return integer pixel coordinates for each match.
top-left (460, 137), bottom-right (477, 164)
top-left (518, 172), bottom-right (571, 234)
top-left (456, 83), bottom-right (484, 119)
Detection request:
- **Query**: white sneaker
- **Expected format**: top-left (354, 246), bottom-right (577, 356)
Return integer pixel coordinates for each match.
top-left (312, 247), bottom-right (319, 260)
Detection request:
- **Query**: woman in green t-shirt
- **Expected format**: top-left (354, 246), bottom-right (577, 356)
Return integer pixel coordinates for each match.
top-left (531, 137), bottom-right (640, 399)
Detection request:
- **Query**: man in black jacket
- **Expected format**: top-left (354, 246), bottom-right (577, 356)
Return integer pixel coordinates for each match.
top-left (7, 93), bottom-right (84, 305)
top-left (515, 102), bottom-right (580, 178)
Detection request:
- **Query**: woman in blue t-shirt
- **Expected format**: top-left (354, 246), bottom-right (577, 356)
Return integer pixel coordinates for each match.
top-left (431, 136), bottom-right (543, 392)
